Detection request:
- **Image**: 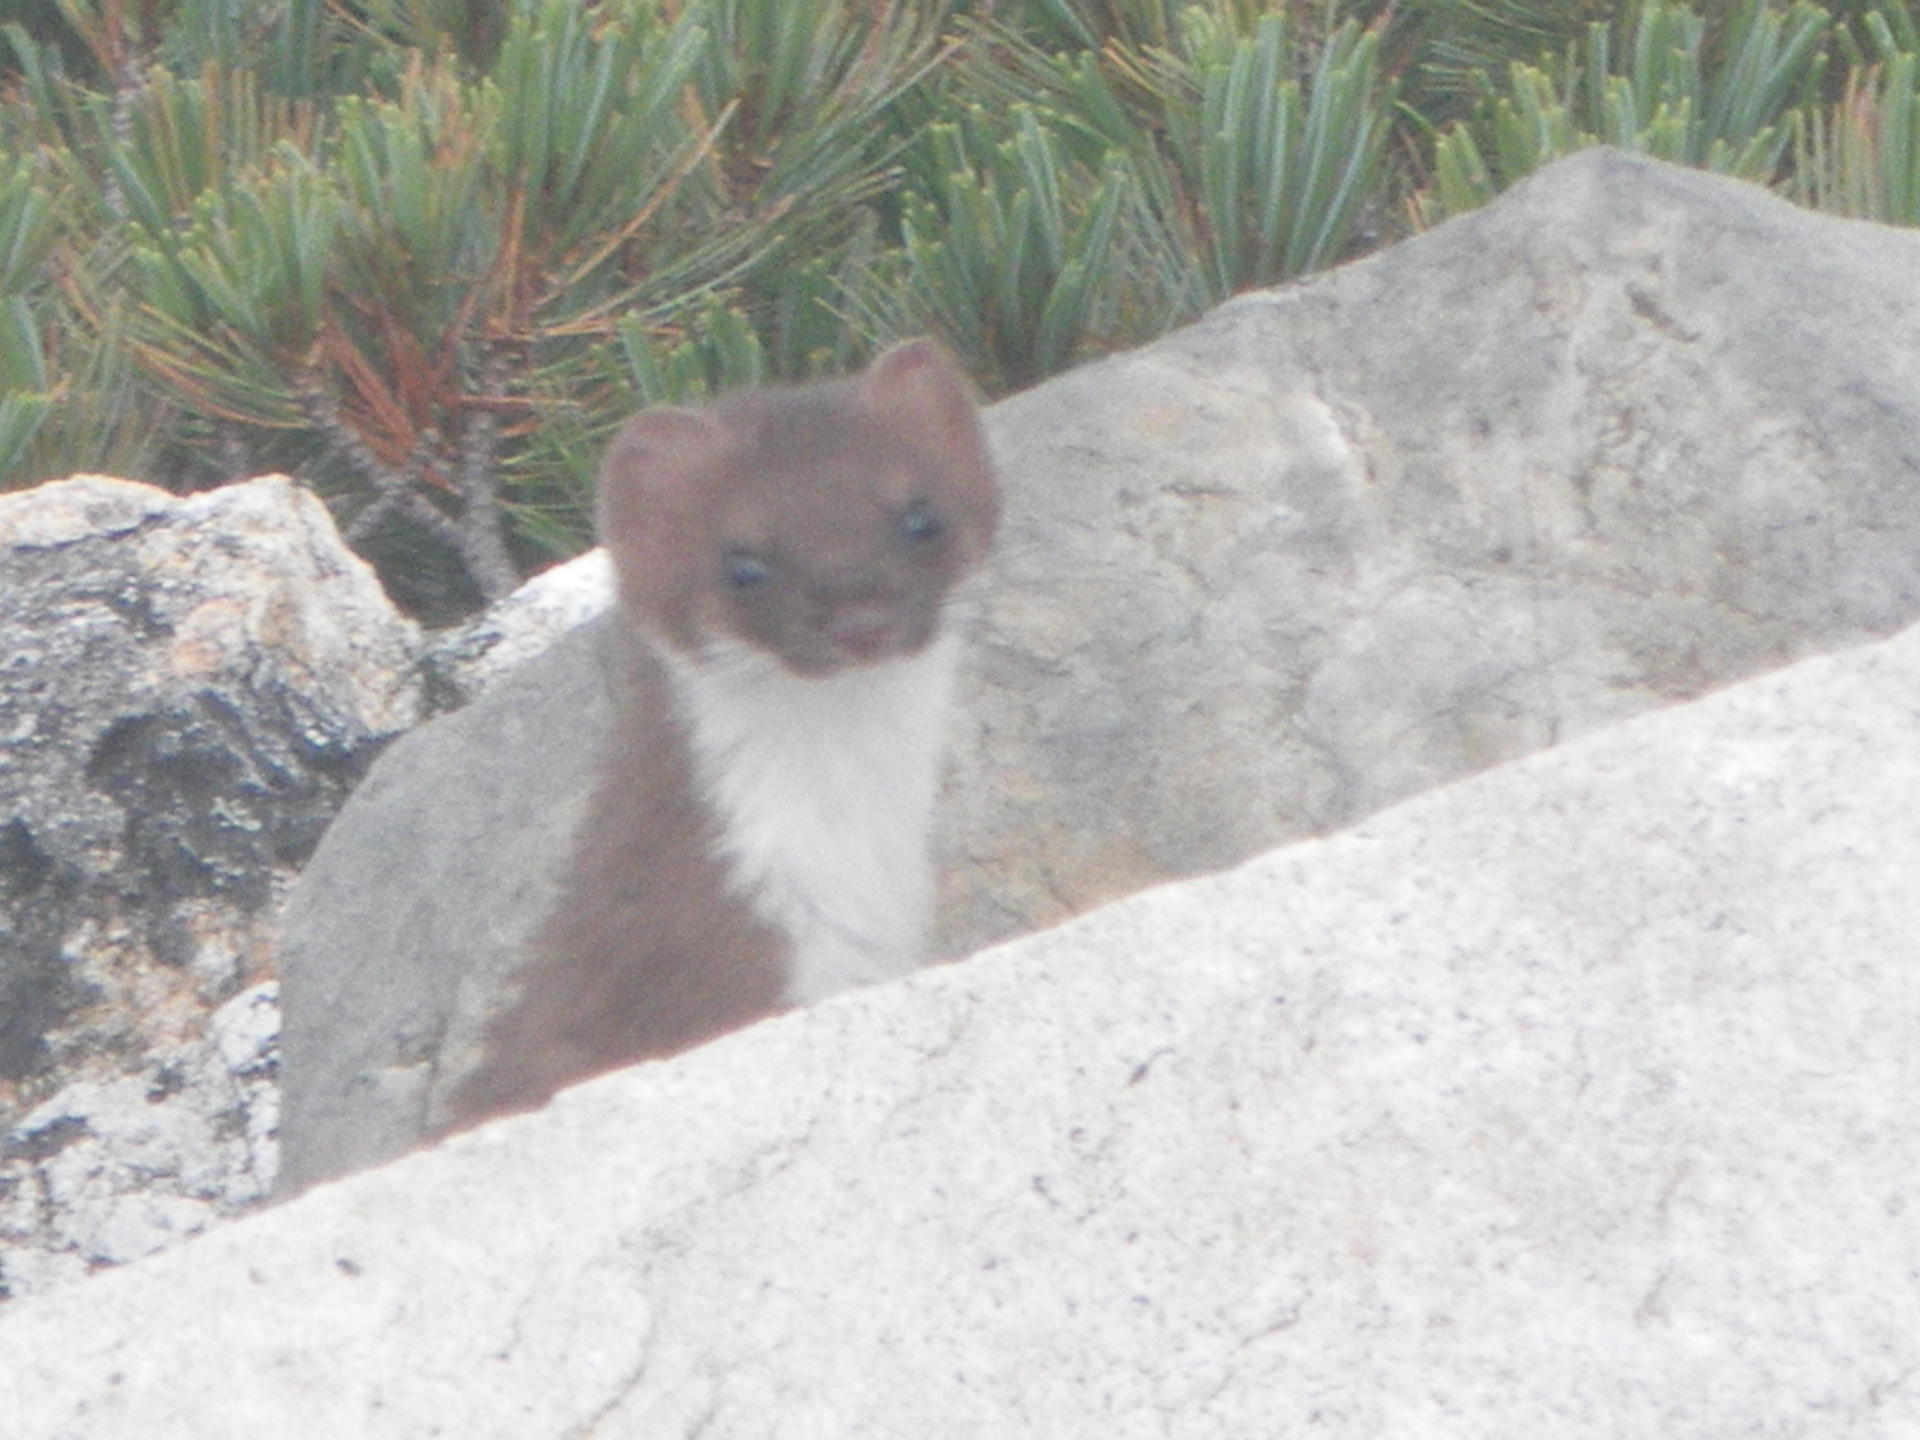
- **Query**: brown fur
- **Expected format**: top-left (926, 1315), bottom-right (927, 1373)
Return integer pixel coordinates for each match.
top-left (437, 633), bottom-right (788, 1132)
top-left (435, 340), bottom-right (996, 1136)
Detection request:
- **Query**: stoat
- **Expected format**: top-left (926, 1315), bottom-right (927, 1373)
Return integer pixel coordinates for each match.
top-left (439, 339), bottom-right (999, 1133)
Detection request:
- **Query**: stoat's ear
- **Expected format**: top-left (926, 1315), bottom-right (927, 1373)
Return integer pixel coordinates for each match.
top-left (595, 406), bottom-right (723, 549)
top-left (858, 338), bottom-right (987, 462)
top-left (597, 405), bottom-right (729, 627)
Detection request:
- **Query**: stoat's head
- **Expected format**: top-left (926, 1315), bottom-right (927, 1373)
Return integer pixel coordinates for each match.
top-left (597, 339), bottom-right (1000, 677)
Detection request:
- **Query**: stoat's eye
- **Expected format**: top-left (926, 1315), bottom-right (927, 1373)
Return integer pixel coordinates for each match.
top-left (722, 548), bottom-right (773, 589)
top-left (899, 500), bottom-right (946, 546)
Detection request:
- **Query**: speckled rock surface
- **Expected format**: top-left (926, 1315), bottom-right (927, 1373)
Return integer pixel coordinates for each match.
top-left (0, 476), bottom-right (420, 1299)
top-left (6, 612), bottom-right (1917, 1439)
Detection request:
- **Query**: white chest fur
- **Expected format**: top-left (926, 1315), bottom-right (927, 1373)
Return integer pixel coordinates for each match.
top-left (660, 630), bottom-right (961, 1005)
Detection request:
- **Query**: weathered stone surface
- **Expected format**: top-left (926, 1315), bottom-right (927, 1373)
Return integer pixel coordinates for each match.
top-left (945, 145), bottom-right (1920, 940)
top-left (274, 555), bottom-right (622, 1193)
top-left (421, 547), bottom-right (613, 705)
top-left (273, 148), bottom-right (1920, 1192)
top-left (0, 475), bottom-right (420, 1298)
top-left (8, 609), bottom-right (1919, 1438)
top-left (273, 614), bottom-right (620, 1192)
top-left (0, 982), bottom-right (278, 1300)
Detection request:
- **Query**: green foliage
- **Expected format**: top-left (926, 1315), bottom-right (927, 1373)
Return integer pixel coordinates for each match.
top-left (3, 0), bottom-right (1920, 617)
top-left (1791, 9), bottom-right (1920, 221)
top-left (0, 136), bottom-right (155, 486)
top-left (888, 7), bottom-right (1394, 374)
top-left (1412, 0), bottom-right (1832, 224)
top-left (1161, 14), bottom-right (1396, 298)
top-left (853, 105), bottom-right (1131, 390)
top-left (0, 155), bottom-right (54, 481)
top-left (1389, 0), bottom-right (1624, 123)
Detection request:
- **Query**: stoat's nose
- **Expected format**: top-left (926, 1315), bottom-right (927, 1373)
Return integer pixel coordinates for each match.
top-left (827, 599), bottom-right (900, 660)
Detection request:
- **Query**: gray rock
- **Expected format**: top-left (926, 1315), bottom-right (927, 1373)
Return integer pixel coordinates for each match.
top-left (0, 982), bottom-right (279, 1300)
top-left (0, 475), bottom-right (419, 1298)
top-left (273, 617), bottom-right (620, 1192)
top-left (274, 148), bottom-right (1920, 1191)
top-left (6, 608), bottom-right (1919, 1438)
top-left (419, 547), bottom-right (613, 705)
top-left (946, 144), bottom-right (1920, 940)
